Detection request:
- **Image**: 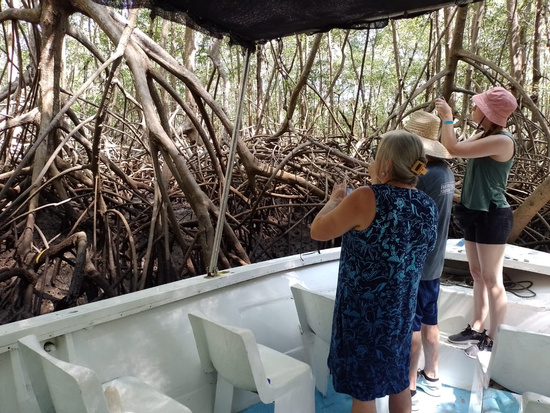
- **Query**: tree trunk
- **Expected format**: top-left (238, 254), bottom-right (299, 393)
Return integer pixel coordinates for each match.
top-left (531, 0), bottom-right (543, 99)
top-left (391, 21), bottom-right (403, 109)
top-left (274, 33), bottom-right (323, 137)
top-left (509, 176), bottom-right (550, 242)
top-left (17, 0), bottom-right (68, 266)
top-left (441, 6), bottom-right (468, 100)
top-left (184, 26), bottom-right (197, 103)
top-left (460, 2), bottom-right (484, 130)
top-left (507, 0), bottom-right (526, 89)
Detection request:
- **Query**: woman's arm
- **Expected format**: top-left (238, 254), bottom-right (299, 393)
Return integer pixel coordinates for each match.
top-left (310, 184), bottom-right (376, 241)
top-left (435, 98), bottom-right (514, 161)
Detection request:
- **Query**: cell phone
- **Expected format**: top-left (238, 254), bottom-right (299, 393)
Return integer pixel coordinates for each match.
top-left (436, 91), bottom-right (443, 99)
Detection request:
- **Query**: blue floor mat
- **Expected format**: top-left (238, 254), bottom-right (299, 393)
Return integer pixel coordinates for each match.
top-left (240, 378), bottom-right (351, 413)
top-left (241, 377), bottom-right (519, 412)
top-left (483, 388), bottom-right (521, 412)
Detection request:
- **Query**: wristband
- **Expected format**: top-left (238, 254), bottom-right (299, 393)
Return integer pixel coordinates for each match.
top-left (443, 120), bottom-right (453, 124)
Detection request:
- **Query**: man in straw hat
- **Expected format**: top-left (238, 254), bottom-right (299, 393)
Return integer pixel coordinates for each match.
top-left (404, 111), bottom-right (455, 409)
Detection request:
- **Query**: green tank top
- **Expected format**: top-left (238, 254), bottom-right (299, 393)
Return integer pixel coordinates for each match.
top-left (461, 131), bottom-right (515, 211)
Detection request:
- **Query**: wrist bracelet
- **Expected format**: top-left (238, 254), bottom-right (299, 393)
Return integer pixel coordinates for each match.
top-left (443, 120), bottom-right (453, 124)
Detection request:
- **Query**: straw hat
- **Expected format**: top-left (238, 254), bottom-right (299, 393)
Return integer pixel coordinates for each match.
top-left (404, 111), bottom-right (452, 159)
top-left (472, 87), bottom-right (517, 127)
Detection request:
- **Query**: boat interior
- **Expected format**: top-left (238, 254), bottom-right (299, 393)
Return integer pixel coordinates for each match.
top-left (1, 241), bottom-right (550, 412)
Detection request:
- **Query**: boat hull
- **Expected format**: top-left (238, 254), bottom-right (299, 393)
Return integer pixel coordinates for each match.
top-left (1, 243), bottom-right (549, 412)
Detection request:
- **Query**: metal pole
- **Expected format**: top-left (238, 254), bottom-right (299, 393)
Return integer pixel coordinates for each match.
top-left (207, 47), bottom-right (253, 277)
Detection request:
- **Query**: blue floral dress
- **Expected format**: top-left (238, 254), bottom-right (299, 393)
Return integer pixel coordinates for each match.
top-left (328, 184), bottom-right (437, 401)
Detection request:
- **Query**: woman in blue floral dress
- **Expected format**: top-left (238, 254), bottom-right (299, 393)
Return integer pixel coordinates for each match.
top-left (311, 130), bottom-right (438, 413)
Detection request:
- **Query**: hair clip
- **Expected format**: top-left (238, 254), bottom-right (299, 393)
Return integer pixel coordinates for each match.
top-left (411, 160), bottom-right (427, 176)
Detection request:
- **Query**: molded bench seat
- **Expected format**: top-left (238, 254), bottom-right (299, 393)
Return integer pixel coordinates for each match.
top-left (471, 325), bottom-right (550, 413)
top-left (488, 325), bottom-right (550, 397)
top-left (290, 284), bottom-right (335, 396)
top-left (523, 392), bottom-right (550, 413)
top-left (18, 334), bottom-right (192, 413)
top-left (188, 311), bottom-right (315, 413)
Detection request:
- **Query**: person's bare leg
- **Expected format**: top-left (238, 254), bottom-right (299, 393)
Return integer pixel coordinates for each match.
top-left (476, 243), bottom-right (507, 338)
top-left (421, 324), bottom-right (439, 379)
top-left (388, 387), bottom-right (412, 413)
top-left (465, 241), bottom-right (488, 332)
top-left (409, 330), bottom-right (422, 390)
top-left (351, 398), bottom-right (377, 413)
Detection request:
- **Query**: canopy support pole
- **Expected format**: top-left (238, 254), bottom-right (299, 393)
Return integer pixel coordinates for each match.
top-left (207, 47), bottom-right (253, 277)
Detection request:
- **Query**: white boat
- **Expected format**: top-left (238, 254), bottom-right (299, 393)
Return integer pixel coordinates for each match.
top-left (2, 0), bottom-right (549, 412)
top-left (1, 239), bottom-right (549, 413)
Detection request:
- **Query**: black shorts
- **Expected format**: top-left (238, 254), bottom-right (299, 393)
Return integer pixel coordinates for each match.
top-left (455, 204), bottom-right (513, 244)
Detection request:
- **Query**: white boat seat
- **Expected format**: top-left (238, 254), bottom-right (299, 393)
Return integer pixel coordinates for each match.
top-left (523, 392), bottom-right (550, 413)
top-left (471, 325), bottom-right (550, 412)
top-left (188, 311), bottom-right (315, 413)
top-left (290, 284), bottom-right (335, 396)
top-left (488, 324), bottom-right (550, 397)
top-left (17, 334), bottom-right (192, 413)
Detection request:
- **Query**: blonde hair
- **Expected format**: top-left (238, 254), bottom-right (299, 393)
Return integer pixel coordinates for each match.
top-left (376, 130), bottom-right (427, 187)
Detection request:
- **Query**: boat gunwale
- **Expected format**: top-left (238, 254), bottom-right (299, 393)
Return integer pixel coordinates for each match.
top-left (2, 239), bottom-right (548, 354)
top-left (0, 248), bottom-right (341, 354)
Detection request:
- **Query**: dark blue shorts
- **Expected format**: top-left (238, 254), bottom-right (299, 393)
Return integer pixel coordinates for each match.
top-left (413, 279), bottom-right (440, 331)
top-left (458, 205), bottom-right (513, 245)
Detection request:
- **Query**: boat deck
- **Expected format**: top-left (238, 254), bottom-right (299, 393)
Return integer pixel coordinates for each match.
top-left (242, 240), bottom-right (550, 413)
top-left (242, 376), bottom-right (521, 412)
top-left (1, 243), bottom-right (548, 413)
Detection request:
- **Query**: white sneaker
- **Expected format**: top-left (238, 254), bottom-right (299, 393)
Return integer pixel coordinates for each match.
top-left (416, 370), bottom-right (441, 397)
top-left (411, 390), bottom-right (420, 411)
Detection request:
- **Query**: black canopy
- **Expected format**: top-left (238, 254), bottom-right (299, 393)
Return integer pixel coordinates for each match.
top-left (94, 0), bottom-right (482, 275)
top-left (100, 0), bottom-right (481, 47)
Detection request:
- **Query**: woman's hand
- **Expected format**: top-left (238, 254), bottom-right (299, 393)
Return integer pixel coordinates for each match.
top-left (435, 98), bottom-right (453, 121)
top-left (311, 184), bottom-right (376, 241)
top-left (329, 181), bottom-right (347, 204)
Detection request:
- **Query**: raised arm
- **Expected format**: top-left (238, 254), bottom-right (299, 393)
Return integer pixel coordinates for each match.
top-left (434, 98), bottom-right (513, 161)
top-left (310, 184), bottom-right (376, 241)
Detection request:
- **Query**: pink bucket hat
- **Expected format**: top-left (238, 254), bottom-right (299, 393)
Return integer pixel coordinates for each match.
top-left (472, 87), bottom-right (517, 127)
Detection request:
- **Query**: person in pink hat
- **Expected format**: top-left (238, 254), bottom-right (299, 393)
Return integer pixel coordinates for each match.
top-left (435, 86), bottom-right (518, 358)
